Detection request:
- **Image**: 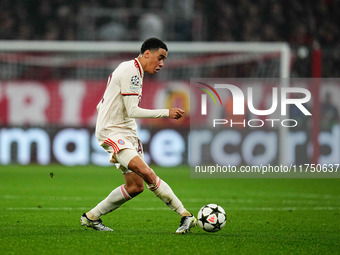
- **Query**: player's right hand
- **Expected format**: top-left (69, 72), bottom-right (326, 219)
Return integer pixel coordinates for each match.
top-left (169, 108), bottom-right (185, 120)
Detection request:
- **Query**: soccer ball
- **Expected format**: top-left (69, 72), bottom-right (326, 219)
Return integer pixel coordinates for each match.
top-left (197, 204), bottom-right (226, 232)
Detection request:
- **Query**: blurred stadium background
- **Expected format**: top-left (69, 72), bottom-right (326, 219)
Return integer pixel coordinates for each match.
top-left (0, 0), bottom-right (339, 167)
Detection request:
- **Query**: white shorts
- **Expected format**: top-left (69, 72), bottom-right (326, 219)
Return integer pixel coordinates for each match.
top-left (100, 136), bottom-right (144, 174)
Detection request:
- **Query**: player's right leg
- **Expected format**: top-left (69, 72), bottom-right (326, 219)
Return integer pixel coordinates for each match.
top-left (126, 155), bottom-right (197, 234)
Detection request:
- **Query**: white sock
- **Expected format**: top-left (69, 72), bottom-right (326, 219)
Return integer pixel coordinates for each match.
top-left (148, 177), bottom-right (186, 215)
top-left (90, 185), bottom-right (131, 218)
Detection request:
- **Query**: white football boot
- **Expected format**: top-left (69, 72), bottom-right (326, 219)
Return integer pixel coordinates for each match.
top-left (80, 213), bottom-right (113, 231)
top-left (175, 215), bottom-right (197, 234)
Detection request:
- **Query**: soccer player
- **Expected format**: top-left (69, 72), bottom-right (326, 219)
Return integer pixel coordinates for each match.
top-left (80, 37), bottom-right (197, 234)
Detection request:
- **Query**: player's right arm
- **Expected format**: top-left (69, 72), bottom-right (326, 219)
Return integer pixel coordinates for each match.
top-left (124, 96), bottom-right (184, 119)
top-left (123, 95), bottom-right (170, 118)
top-left (169, 108), bottom-right (185, 119)
top-left (120, 67), bottom-right (173, 119)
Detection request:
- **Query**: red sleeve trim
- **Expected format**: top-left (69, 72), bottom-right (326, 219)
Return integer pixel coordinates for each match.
top-left (121, 93), bottom-right (139, 96)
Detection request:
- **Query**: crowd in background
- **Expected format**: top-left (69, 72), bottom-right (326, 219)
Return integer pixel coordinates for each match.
top-left (0, 0), bottom-right (339, 45)
top-left (0, 0), bottom-right (340, 77)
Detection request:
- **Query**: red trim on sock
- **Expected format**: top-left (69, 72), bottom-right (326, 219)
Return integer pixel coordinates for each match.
top-left (120, 185), bottom-right (131, 200)
top-left (149, 178), bottom-right (161, 191)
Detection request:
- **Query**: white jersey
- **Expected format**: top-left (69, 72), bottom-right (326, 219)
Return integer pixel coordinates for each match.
top-left (95, 58), bottom-right (169, 144)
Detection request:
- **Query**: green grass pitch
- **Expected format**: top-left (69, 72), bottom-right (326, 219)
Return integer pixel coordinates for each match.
top-left (0, 165), bottom-right (339, 255)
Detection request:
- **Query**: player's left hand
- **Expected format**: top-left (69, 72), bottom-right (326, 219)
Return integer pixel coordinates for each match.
top-left (169, 108), bottom-right (185, 120)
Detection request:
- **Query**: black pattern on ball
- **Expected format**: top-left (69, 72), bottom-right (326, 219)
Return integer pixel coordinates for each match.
top-left (197, 204), bottom-right (226, 232)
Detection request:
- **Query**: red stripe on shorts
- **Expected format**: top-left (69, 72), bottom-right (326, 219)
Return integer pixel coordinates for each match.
top-left (104, 139), bottom-right (120, 153)
top-left (107, 138), bottom-right (120, 152)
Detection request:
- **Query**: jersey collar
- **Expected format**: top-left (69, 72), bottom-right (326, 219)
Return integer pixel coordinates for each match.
top-left (134, 58), bottom-right (144, 78)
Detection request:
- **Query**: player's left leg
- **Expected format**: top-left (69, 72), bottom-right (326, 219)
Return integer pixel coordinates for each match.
top-left (81, 137), bottom-right (144, 231)
top-left (88, 171), bottom-right (143, 218)
top-left (81, 170), bottom-right (144, 231)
